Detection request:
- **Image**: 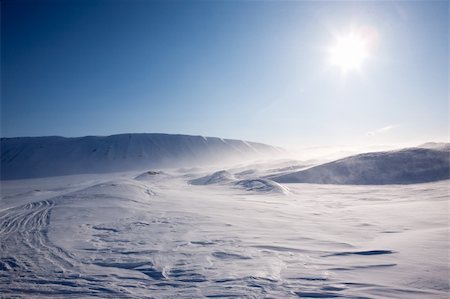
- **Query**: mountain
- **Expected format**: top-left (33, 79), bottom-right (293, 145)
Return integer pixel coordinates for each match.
top-left (417, 142), bottom-right (450, 151)
top-left (272, 147), bottom-right (450, 185)
top-left (0, 133), bottom-right (284, 180)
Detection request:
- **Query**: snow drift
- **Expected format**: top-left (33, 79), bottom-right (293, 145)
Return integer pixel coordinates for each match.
top-left (189, 170), bottom-right (235, 185)
top-left (134, 170), bottom-right (169, 182)
top-left (0, 134), bottom-right (284, 180)
top-left (235, 179), bottom-right (289, 194)
top-left (2, 170), bottom-right (448, 298)
top-left (272, 147), bottom-right (450, 185)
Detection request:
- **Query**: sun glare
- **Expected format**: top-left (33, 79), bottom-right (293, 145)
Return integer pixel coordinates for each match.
top-left (329, 27), bottom-right (377, 73)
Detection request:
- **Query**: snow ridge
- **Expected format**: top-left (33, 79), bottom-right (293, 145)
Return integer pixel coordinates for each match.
top-left (273, 147), bottom-right (450, 185)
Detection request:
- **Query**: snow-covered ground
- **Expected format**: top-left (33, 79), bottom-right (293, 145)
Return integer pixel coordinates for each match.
top-left (1, 164), bottom-right (448, 298)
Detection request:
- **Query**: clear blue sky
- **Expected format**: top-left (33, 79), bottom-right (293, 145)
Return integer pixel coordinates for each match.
top-left (1, 0), bottom-right (448, 148)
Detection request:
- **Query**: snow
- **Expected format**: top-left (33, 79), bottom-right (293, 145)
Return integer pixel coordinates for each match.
top-left (134, 170), bottom-right (170, 182)
top-left (417, 142), bottom-right (450, 151)
top-left (1, 133), bottom-right (284, 180)
top-left (1, 141), bottom-right (449, 297)
top-left (235, 179), bottom-right (289, 194)
top-left (189, 170), bottom-right (236, 185)
top-left (272, 147), bottom-right (450, 185)
top-left (1, 163), bottom-right (449, 298)
top-left (189, 170), bottom-right (289, 194)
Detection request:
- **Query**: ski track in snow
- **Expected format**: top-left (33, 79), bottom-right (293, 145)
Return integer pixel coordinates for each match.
top-left (0, 197), bottom-right (139, 297)
top-left (0, 170), bottom-right (449, 298)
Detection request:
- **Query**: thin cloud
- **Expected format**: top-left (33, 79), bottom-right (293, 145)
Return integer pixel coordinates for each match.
top-left (366, 125), bottom-right (395, 136)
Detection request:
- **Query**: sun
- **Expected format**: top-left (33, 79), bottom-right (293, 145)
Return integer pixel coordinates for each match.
top-left (329, 27), bottom-right (375, 73)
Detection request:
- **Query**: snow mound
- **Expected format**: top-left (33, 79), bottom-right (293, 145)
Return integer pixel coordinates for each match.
top-left (234, 169), bottom-right (259, 178)
top-left (189, 170), bottom-right (235, 185)
top-left (77, 179), bottom-right (156, 198)
top-left (235, 179), bottom-right (289, 194)
top-left (273, 148), bottom-right (450, 185)
top-left (134, 170), bottom-right (168, 181)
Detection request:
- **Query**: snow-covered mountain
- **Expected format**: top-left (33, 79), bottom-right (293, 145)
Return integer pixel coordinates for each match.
top-left (272, 146), bottom-right (450, 185)
top-left (417, 142), bottom-right (450, 151)
top-left (0, 133), bottom-right (284, 180)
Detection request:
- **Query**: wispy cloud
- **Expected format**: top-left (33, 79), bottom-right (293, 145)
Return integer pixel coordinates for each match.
top-left (366, 125), bottom-right (395, 136)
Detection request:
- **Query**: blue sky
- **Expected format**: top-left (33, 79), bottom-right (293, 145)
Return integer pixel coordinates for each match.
top-left (1, 0), bottom-right (448, 148)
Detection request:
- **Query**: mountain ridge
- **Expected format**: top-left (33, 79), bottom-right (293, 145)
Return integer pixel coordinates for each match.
top-left (1, 133), bottom-right (284, 180)
top-left (272, 146), bottom-right (450, 185)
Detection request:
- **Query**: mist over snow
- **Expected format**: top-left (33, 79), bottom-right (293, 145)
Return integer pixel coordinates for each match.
top-left (1, 133), bottom-right (284, 180)
top-left (1, 145), bottom-right (448, 297)
top-left (272, 146), bottom-right (450, 185)
top-left (1, 134), bottom-right (449, 297)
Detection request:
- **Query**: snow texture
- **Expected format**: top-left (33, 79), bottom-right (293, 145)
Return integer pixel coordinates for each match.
top-left (235, 179), bottom-right (289, 194)
top-left (273, 147), bottom-right (450, 185)
top-left (1, 168), bottom-right (448, 298)
top-left (189, 170), bottom-right (236, 185)
top-left (1, 140), bottom-right (449, 298)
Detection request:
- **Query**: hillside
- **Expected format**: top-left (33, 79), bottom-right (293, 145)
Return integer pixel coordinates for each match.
top-left (272, 147), bottom-right (450, 185)
top-left (0, 133), bottom-right (283, 180)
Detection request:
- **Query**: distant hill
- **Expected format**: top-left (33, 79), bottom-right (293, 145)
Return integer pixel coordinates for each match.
top-left (272, 146), bottom-right (450, 185)
top-left (417, 142), bottom-right (450, 151)
top-left (0, 133), bottom-right (284, 180)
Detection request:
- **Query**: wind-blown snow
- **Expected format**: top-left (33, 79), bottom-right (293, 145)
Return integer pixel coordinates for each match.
top-left (1, 168), bottom-right (448, 298)
top-left (134, 170), bottom-right (169, 182)
top-left (0, 133), bottom-right (284, 180)
top-left (235, 178), bottom-right (289, 194)
top-left (417, 142), bottom-right (450, 151)
top-left (1, 142), bottom-right (449, 298)
top-left (189, 170), bottom-right (235, 185)
top-left (273, 147), bottom-right (450, 185)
